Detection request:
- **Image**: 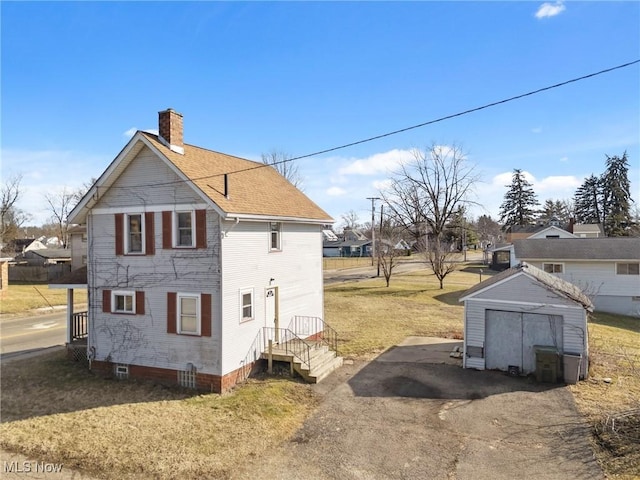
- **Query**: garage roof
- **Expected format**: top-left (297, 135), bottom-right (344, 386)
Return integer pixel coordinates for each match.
top-left (459, 262), bottom-right (593, 311)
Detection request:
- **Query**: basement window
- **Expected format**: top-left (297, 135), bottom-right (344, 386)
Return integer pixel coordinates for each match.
top-left (178, 370), bottom-right (196, 389)
top-left (114, 364), bottom-right (129, 379)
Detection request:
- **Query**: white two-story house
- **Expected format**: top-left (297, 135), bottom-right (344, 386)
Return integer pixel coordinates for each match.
top-left (68, 109), bottom-right (339, 392)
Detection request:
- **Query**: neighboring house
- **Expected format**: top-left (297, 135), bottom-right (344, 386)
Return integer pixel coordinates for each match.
top-left (23, 249), bottom-right (71, 266)
top-left (513, 238), bottom-right (640, 317)
top-left (572, 223), bottom-right (604, 238)
top-left (527, 226), bottom-right (576, 239)
top-left (322, 228), bottom-right (372, 257)
top-left (459, 262), bottom-right (593, 381)
top-left (67, 225), bottom-right (88, 270)
top-left (67, 108), bottom-right (340, 392)
top-left (9, 238), bottom-right (47, 256)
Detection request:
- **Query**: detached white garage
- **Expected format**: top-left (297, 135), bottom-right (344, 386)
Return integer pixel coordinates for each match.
top-left (459, 262), bottom-right (593, 381)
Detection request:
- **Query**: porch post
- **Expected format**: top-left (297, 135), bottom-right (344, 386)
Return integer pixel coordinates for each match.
top-left (66, 288), bottom-right (74, 344)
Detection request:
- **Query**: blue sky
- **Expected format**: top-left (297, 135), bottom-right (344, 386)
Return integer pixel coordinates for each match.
top-left (2, 1), bottom-right (639, 227)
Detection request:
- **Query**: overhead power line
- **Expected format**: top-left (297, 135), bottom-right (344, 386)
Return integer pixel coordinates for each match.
top-left (113, 59), bottom-right (640, 189)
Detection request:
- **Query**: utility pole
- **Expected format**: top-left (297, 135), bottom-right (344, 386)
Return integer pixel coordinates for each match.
top-left (366, 197), bottom-right (381, 266)
top-left (377, 203), bottom-right (384, 277)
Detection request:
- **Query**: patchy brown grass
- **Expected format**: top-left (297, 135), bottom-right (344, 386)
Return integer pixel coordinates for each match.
top-left (568, 312), bottom-right (640, 479)
top-left (0, 351), bottom-right (316, 479)
top-left (326, 267), bottom-right (474, 358)
top-left (0, 284), bottom-right (87, 315)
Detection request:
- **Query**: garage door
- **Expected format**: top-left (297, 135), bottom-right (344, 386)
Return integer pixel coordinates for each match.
top-left (485, 310), bottom-right (563, 374)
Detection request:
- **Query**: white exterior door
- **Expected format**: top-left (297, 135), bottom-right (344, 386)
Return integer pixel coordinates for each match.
top-left (265, 287), bottom-right (277, 330)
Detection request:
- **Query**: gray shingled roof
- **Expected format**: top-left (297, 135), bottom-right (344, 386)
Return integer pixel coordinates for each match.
top-left (29, 249), bottom-right (71, 259)
top-left (459, 262), bottom-right (593, 311)
top-left (513, 238), bottom-right (640, 260)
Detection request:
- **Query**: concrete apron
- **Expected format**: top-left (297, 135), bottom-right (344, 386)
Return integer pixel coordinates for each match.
top-left (378, 336), bottom-right (463, 365)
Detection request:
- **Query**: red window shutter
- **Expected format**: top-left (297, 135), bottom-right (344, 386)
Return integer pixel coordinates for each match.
top-left (201, 293), bottom-right (212, 337)
top-left (103, 289), bottom-right (111, 313)
top-left (196, 209), bottom-right (207, 249)
top-left (115, 214), bottom-right (124, 255)
top-left (136, 291), bottom-right (145, 315)
top-left (162, 211), bottom-right (172, 249)
top-left (167, 292), bottom-right (177, 334)
top-left (145, 212), bottom-right (155, 255)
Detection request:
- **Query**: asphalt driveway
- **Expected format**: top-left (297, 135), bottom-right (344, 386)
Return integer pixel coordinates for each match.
top-left (235, 338), bottom-right (603, 480)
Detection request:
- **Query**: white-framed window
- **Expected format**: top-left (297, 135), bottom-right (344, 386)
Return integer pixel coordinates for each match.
top-left (270, 222), bottom-right (281, 251)
top-left (240, 288), bottom-right (254, 322)
top-left (543, 263), bottom-right (563, 274)
top-left (114, 364), bottom-right (129, 379)
top-left (174, 211), bottom-right (195, 247)
top-left (112, 290), bottom-right (135, 314)
top-left (177, 293), bottom-right (200, 335)
top-left (125, 213), bottom-right (144, 254)
top-left (616, 263), bottom-right (639, 275)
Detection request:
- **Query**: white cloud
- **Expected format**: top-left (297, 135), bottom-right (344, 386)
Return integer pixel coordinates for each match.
top-left (535, 1), bottom-right (566, 19)
top-left (372, 179), bottom-right (393, 192)
top-left (1, 148), bottom-right (111, 225)
top-left (338, 149), bottom-right (413, 176)
top-left (531, 127), bottom-right (543, 134)
top-left (559, 156), bottom-right (569, 162)
top-left (143, 128), bottom-right (159, 136)
top-left (123, 127), bottom-right (138, 138)
top-left (326, 186), bottom-right (347, 197)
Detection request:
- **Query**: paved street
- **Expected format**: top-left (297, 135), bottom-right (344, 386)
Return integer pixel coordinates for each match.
top-left (0, 310), bottom-right (68, 359)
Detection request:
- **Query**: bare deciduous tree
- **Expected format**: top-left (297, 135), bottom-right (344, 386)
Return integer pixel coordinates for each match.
top-left (377, 220), bottom-right (405, 287)
top-left (1, 173), bottom-right (31, 245)
top-left (380, 143), bottom-right (479, 288)
top-left (426, 238), bottom-right (458, 289)
top-left (44, 188), bottom-right (75, 248)
top-left (262, 150), bottom-right (303, 190)
top-left (340, 209), bottom-right (361, 231)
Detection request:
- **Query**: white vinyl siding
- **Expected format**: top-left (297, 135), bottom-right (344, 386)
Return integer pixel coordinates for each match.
top-left (522, 260), bottom-right (640, 315)
top-left (220, 220), bottom-right (324, 375)
top-left (88, 197), bottom-right (223, 375)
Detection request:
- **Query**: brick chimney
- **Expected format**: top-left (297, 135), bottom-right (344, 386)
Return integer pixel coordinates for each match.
top-left (158, 108), bottom-right (184, 154)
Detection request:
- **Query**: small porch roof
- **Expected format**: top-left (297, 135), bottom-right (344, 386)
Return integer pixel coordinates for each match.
top-left (48, 266), bottom-right (88, 289)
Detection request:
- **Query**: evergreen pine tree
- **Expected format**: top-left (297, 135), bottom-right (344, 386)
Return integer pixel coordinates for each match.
top-left (601, 152), bottom-right (633, 236)
top-left (573, 174), bottom-right (602, 224)
top-left (498, 169), bottom-right (539, 228)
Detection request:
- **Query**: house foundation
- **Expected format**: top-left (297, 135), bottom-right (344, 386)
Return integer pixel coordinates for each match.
top-left (90, 360), bottom-right (262, 393)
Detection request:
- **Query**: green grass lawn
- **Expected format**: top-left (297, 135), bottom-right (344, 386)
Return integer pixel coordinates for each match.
top-left (0, 283), bottom-right (87, 315)
top-left (325, 267), bottom-right (472, 357)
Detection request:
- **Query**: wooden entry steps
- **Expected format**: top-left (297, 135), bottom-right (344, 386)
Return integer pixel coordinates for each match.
top-left (263, 342), bottom-right (343, 384)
